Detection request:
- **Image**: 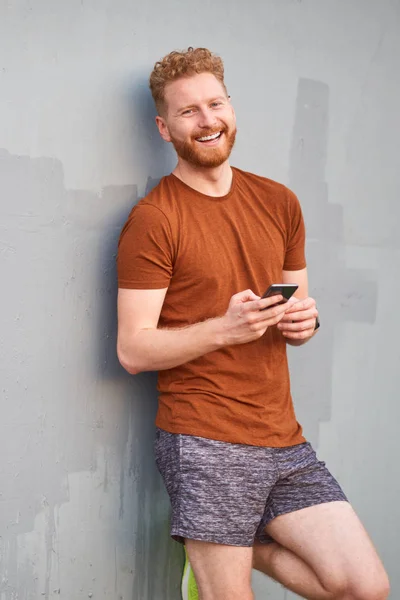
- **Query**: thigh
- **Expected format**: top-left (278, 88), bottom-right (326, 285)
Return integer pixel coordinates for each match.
top-left (265, 501), bottom-right (387, 591)
top-left (256, 442), bottom-right (347, 543)
top-left (185, 539), bottom-right (253, 600)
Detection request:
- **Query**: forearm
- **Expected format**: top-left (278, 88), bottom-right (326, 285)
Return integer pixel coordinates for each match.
top-left (118, 317), bottom-right (225, 374)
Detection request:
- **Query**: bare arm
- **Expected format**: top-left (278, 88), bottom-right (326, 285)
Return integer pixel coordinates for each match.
top-left (117, 287), bottom-right (224, 373)
top-left (278, 268), bottom-right (319, 346)
top-left (117, 287), bottom-right (290, 374)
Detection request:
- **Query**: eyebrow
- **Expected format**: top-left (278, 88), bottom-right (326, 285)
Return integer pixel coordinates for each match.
top-left (176, 96), bottom-right (227, 114)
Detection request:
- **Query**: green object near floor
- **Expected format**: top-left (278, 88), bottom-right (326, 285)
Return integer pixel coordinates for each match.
top-left (181, 546), bottom-right (199, 600)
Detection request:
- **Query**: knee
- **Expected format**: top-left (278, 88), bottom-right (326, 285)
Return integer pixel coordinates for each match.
top-left (349, 574), bottom-right (390, 600)
top-left (345, 571), bottom-right (390, 600)
top-left (322, 571), bottom-right (390, 600)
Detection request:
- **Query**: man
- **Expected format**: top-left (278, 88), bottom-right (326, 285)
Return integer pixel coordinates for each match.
top-left (117, 47), bottom-right (389, 600)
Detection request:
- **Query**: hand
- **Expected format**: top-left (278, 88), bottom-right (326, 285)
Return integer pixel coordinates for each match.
top-left (220, 289), bottom-right (290, 346)
top-left (277, 296), bottom-right (319, 341)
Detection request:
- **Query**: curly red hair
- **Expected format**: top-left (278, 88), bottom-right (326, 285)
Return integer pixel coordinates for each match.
top-left (149, 47), bottom-right (227, 115)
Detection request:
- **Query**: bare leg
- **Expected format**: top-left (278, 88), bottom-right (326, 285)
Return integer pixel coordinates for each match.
top-left (185, 539), bottom-right (254, 600)
top-left (253, 542), bottom-right (335, 599)
top-left (253, 502), bottom-right (390, 600)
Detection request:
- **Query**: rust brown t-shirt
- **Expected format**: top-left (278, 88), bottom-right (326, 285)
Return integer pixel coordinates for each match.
top-left (117, 167), bottom-right (307, 447)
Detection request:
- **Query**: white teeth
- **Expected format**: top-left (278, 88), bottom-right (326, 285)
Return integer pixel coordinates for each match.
top-left (197, 132), bottom-right (221, 142)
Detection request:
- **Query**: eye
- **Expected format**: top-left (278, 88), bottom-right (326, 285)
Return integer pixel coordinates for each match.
top-left (182, 108), bottom-right (195, 116)
top-left (211, 101), bottom-right (223, 108)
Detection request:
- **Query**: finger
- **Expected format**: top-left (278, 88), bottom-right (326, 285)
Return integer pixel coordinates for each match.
top-left (233, 289), bottom-right (260, 303)
top-left (286, 296), bottom-right (299, 306)
top-left (281, 327), bottom-right (315, 339)
top-left (278, 318), bottom-right (316, 332)
top-left (243, 295), bottom-right (284, 313)
top-left (251, 303), bottom-right (289, 326)
top-left (284, 297), bottom-right (316, 314)
top-left (280, 309), bottom-right (318, 323)
top-left (284, 298), bottom-right (315, 314)
top-left (282, 296), bottom-right (301, 311)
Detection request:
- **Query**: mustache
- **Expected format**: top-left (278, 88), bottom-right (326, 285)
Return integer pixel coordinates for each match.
top-left (192, 125), bottom-right (228, 139)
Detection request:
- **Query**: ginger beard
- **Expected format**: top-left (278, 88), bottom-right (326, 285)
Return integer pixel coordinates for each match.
top-left (169, 125), bottom-right (237, 168)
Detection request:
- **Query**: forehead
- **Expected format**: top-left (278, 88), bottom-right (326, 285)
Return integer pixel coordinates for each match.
top-left (164, 72), bottom-right (227, 111)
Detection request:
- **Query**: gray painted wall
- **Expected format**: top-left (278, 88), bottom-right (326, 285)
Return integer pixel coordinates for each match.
top-left (1, 1), bottom-right (399, 598)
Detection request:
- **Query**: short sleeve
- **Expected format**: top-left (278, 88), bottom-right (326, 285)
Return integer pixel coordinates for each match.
top-left (283, 189), bottom-right (307, 271)
top-left (117, 203), bottom-right (174, 289)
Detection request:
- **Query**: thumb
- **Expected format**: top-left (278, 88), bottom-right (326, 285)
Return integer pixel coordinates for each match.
top-left (284, 296), bottom-right (299, 312)
top-left (237, 289), bottom-right (260, 303)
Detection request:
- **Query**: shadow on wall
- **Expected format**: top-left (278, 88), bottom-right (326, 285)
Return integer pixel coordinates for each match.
top-left (96, 74), bottom-right (175, 380)
top-left (288, 78), bottom-right (378, 447)
top-left (124, 72), bottom-right (176, 196)
top-left (0, 80), bottom-right (181, 600)
top-left (68, 77), bottom-right (181, 599)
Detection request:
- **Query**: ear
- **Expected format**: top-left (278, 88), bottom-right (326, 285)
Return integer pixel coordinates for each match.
top-left (155, 116), bottom-right (172, 143)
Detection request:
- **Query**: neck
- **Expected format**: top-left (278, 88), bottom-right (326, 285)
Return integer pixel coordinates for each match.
top-left (173, 159), bottom-right (233, 197)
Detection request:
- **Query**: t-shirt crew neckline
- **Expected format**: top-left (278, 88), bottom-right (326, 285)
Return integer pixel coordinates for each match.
top-left (169, 167), bottom-right (237, 202)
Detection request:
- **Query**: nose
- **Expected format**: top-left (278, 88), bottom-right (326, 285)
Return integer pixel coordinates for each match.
top-left (197, 107), bottom-right (218, 129)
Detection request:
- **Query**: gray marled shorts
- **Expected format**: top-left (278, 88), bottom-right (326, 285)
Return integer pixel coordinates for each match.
top-left (154, 428), bottom-right (348, 547)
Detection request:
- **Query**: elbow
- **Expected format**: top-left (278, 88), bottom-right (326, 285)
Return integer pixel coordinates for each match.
top-left (122, 361), bottom-right (142, 376)
top-left (117, 343), bottom-right (144, 375)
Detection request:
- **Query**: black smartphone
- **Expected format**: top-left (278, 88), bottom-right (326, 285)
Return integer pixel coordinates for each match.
top-left (260, 283), bottom-right (298, 310)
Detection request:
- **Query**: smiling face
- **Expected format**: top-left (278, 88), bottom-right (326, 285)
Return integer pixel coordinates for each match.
top-left (156, 72), bottom-right (237, 169)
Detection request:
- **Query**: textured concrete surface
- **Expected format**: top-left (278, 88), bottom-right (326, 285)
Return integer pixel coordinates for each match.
top-left (1, 1), bottom-right (399, 598)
